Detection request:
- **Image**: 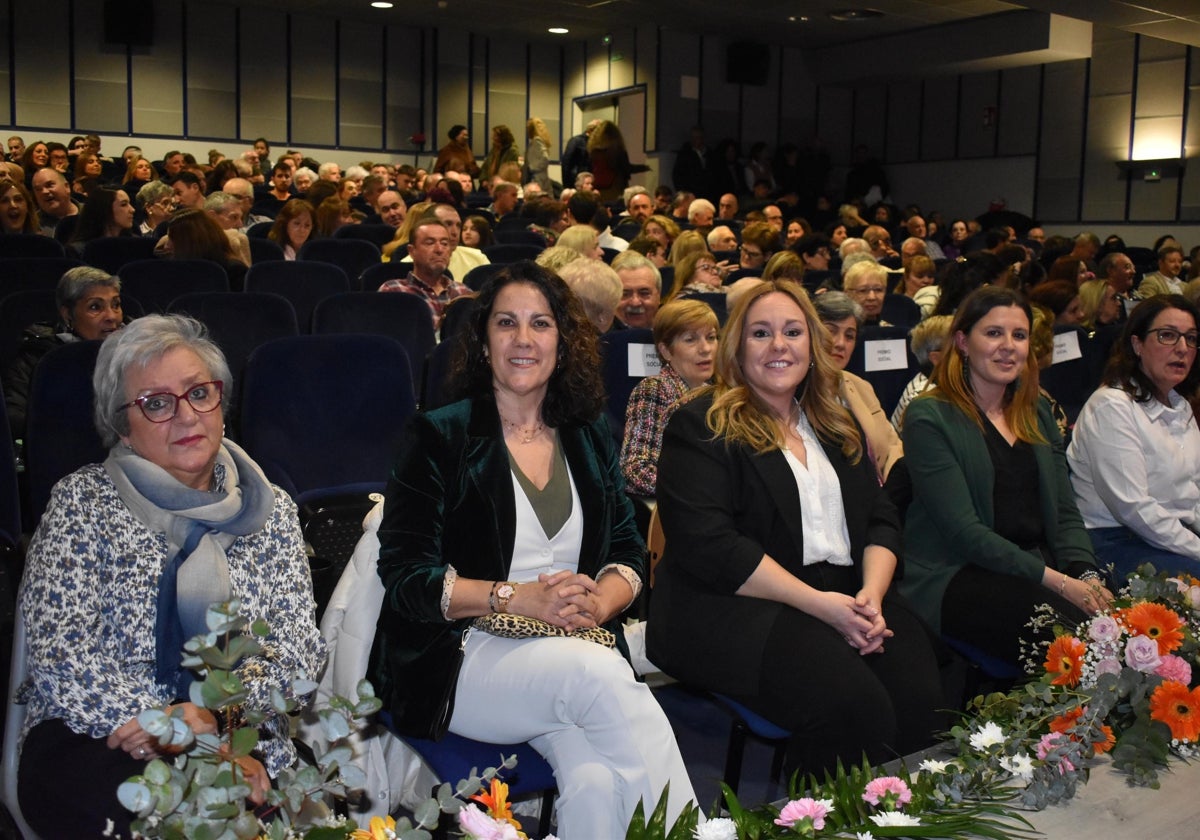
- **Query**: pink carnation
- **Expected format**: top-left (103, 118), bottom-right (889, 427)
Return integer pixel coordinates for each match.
top-left (1036, 733), bottom-right (1076, 774)
top-left (775, 797), bottom-right (832, 830)
top-left (862, 776), bottom-right (912, 808)
top-left (1155, 654), bottom-right (1193, 684)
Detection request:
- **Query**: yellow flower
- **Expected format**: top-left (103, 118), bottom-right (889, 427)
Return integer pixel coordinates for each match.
top-left (350, 814), bottom-right (397, 840)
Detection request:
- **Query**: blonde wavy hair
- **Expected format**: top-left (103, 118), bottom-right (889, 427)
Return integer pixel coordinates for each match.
top-left (706, 279), bottom-right (862, 459)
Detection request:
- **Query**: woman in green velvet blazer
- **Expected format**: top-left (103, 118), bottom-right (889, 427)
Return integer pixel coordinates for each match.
top-left (899, 287), bottom-right (1112, 667)
top-left (367, 262), bottom-right (697, 838)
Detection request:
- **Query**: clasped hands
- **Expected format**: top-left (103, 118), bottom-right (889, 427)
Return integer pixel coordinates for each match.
top-left (107, 701), bottom-right (270, 804)
top-left (510, 570), bottom-right (609, 631)
top-left (819, 590), bottom-right (892, 656)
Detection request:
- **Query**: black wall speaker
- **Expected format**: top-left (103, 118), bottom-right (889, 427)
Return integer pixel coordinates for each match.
top-left (726, 42), bottom-right (770, 86)
top-left (104, 0), bottom-right (155, 47)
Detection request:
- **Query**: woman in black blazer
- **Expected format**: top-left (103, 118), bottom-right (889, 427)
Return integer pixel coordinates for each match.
top-left (647, 278), bottom-right (943, 776)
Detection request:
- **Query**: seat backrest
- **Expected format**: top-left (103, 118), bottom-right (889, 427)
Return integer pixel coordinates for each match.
top-left (1040, 324), bottom-right (1104, 425)
top-left (881, 293), bottom-right (922, 328)
top-left (359, 261), bottom-right (411, 292)
top-left (247, 237), bottom-right (286, 264)
top-left (334, 223), bottom-right (397, 250)
top-left (463, 263), bottom-right (505, 292)
top-left (0, 235), bottom-right (65, 260)
top-left (237, 334), bottom-right (416, 501)
top-left (483, 244), bottom-right (542, 264)
top-left (117, 259), bottom-right (231, 313)
top-left (0, 290), bottom-right (58, 373)
top-left (312, 291), bottom-right (434, 381)
top-left (244, 260), bottom-right (351, 333)
top-left (598, 328), bottom-right (657, 441)
top-left (246, 220), bottom-right (275, 239)
top-left (0, 408), bottom-right (20, 550)
top-left (168, 292), bottom-right (299, 384)
top-left (81, 236), bottom-right (157, 274)
top-left (844, 324), bottom-right (918, 417)
top-left (23, 339), bottom-right (106, 530)
top-left (0, 257), bottom-right (84, 296)
top-left (493, 229), bottom-right (547, 247)
top-left (298, 239), bottom-right (382, 291)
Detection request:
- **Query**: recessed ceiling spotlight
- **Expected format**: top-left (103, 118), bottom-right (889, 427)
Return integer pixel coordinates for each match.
top-left (548, 27), bottom-right (569, 34)
top-left (370, 1), bottom-right (393, 7)
top-left (788, 15), bottom-right (809, 22)
top-left (829, 8), bottom-right (883, 21)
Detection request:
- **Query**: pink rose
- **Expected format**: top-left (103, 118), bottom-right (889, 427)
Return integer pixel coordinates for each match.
top-left (1087, 615), bottom-right (1121, 644)
top-left (1095, 657), bottom-right (1122, 678)
top-left (1124, 635), bottom-right (1162, 673)
top-left (775, 797), bottom-right (832, 830)
top-left (1036, 733), bottom-right (1076, 774)
top-left (1188, 586), bottom-right (1200, 610)
top-left (862, 776), bottom-right (912, 808)
top-left (457, 804), bottom-right (519, 840)
top-left (1155, 654), bottom-right (1193, 684)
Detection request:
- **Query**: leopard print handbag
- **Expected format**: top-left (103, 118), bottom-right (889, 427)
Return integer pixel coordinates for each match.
top-left (471, 612), bottom-right (616, 648)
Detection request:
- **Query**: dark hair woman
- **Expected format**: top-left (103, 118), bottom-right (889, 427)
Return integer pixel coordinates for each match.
top-left (368, 262), bottom-right (697, 837)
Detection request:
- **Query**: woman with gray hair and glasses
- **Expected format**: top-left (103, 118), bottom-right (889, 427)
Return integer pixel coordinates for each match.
top-left (16, 314), bottom-right (325, 837)
top-left (813, 291), bottom-right (904, 480)
top-left (4, 266), bottom-right (124, 439)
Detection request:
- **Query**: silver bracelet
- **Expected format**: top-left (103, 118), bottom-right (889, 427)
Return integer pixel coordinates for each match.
top-left (1079, 570), bottom-right (1104, 583)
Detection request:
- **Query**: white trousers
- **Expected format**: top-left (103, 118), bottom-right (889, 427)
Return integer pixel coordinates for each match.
top-left (449, 629), bottom-right (698, 839)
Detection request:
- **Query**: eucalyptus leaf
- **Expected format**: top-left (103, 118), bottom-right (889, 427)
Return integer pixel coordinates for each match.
top-left (143, 759), bottom-right (172, 785)
top-left (117, 781), bottom-right (153, 814)
top-left (339, 763), bottom-right (366, 789)
top-left (138, 708), bottom-right (171, 737)
top-left (319, 745), bottom-right (352, 770)
top-left (413, 797), bottom-right (441, 827)
top-left (355, 678), bottom-right (376, 699)
top-left (354, 697), bottom-right (383, 716)
top-left (319, 708), bottom-right (351, 740)
top-left (250, 618), bottom-right (270, 637)
top-left (230, 726), bottom-right (259, 757)
top-left (292, 677), bottom-right (319, 697)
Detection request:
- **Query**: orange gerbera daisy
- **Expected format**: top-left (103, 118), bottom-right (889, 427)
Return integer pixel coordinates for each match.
top-left (471, 778), bottom-right (523, 833)
top-left (1048, 705), bottom-right (1115, 755)
top-left (1149, 681), bottom-right (1200, 743)
top-left (1121, 602), bottom-right (1185, 655)
top-left (1044, 635), bottom-right (1086, 687)
top-left (1093, 724), bottom-right (1116, 755)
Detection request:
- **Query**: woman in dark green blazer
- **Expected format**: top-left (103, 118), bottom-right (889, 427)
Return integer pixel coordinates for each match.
top-left (367, 262), bottom-right (696, 838)
top-left (899, 287), bottom-right (1112, 667)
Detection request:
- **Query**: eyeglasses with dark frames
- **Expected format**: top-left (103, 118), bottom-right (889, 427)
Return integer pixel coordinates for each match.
top-left (121, 380), bottom-right (224, 423)
top-left (1149, 328), bottom-right (1200, 349)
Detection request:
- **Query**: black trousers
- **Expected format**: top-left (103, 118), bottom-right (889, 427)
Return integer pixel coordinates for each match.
top-left (725, 572), bottom-right (946, 777)
top-left (941, 564), bottom-right (1086, 666)
top-left (19, 719), bottom-right (141, 838)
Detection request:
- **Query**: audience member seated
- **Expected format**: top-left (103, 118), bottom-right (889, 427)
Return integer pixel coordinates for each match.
top-left (377, 214), bottom-right (470, 332)
top-left (1138, 246), bottom-right (1186, 298)
top-left (31, 167), bottom-right (79, 237)
top-left (121, 155), bottom-right (159, 198)
top-left (67, 186), bottom-right (136, 256)
top-left (556, 256), bottom-right (622, 334)
top-left (17, 314), bottom-right (325, 836)
top-left (136, 181), bottom-right (175, 236)
top-left (890, 315), bottom-right (953, 433)
top-left (648, 278), bottom-right (944, 778)
top-left (668, 251), bottom-right (726, 300)
top-left (557, 224), bottom-right (604, 261)
top-left (4, 266), bottom-right (124, 439)
top-left (161, 209), bottom-right (248, 291)
top-left (900, 287), bottom-right (1112, 668)
top-left (461, 214), bottom-right (494, 249)
top-left (641, 214), bottom-right (680, 261)
top-left (738, 221), bottom-right (776, 274)
top-left (619, 298), bottom-right (717, 497)
top-left (895, 254), bottom-right (936, 302)
top-left (368, 264), bottom-right (697, 837)
top-left (0, 177), bottom-right (39, 235)
top-left (842, 260), bottom-right (892, 327)
top-left (1068, 295), bottom-right (1200, 582)
top-left (1028, 280), bottom-right (1084, 328)
top-left (265, 198), bottom-right (314, 260)
top-left (611, 251), bottom-right (662, 330)
top-left (813, 291), bottom-right (904, 480)
top-left (1076, 278), bottom-right (1122, 332)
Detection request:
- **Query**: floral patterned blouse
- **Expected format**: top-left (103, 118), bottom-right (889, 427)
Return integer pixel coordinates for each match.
top-left (18, 464), bottom-right (327, 776)
top-left (620, 363), bottom-right (690, 497)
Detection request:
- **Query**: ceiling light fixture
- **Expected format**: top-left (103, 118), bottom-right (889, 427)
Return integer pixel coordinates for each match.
top-left (548, 27), bottom-right (569, 34)
top-left (370, 1), bottom-right (393, 7)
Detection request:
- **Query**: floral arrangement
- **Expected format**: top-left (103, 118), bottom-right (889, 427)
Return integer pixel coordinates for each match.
top-left (957, 564), bottom-right (1200, 799)
top-left (120, 600), bottom-right (516, 840)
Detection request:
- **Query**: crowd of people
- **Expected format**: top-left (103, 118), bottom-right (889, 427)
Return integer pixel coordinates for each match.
top-left (6, 124), bottom-right (1200, 838)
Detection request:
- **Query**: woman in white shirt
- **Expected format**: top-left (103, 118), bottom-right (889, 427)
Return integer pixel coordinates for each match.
top-left (1067, 295), bottom-right (1200, 582)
